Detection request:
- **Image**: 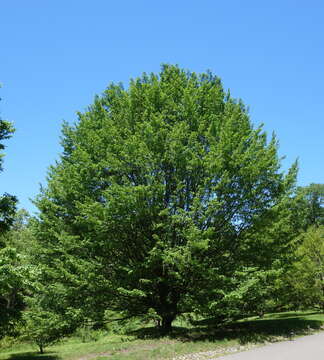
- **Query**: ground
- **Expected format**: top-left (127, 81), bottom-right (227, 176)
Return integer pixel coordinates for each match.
top-left (0, 311), bottom-right (323, 360)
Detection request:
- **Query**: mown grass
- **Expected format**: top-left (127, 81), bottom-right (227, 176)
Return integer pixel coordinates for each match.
top-left (1, 311), bottom-right (323, 360)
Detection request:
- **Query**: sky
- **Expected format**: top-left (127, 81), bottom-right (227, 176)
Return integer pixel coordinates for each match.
top-left (1, 0), bottom-right (323, 214)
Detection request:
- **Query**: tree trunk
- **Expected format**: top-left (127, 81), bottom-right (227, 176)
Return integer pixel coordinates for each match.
top-left (258, 310), bottom-right (264, 318)
top-left (39, 344), bottom-right (44, 354)
top-left (161, 314), bottom-right (175, 333)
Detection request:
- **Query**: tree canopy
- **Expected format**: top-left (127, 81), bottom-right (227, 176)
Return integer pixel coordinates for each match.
top-left (33, 65), bottom-right (297, 331)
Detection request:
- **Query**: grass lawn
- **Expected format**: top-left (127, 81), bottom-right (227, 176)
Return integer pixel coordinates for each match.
top-left (1, 311), bottom-right (323, 360)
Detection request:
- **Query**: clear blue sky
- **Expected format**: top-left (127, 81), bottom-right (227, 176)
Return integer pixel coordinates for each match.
top-left (1, 0), bottom-right (323, 214)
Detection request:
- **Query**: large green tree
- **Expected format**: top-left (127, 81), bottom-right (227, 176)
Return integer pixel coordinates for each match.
top-left (34, 65), bottom-right (297, 331)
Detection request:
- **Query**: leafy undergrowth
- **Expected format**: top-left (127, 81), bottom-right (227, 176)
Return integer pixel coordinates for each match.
top-left (1, 311), bottom-right (323, 360)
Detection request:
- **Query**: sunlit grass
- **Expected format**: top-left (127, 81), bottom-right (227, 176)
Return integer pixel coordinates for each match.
top-left (1, 311), bottom-right (323, 360)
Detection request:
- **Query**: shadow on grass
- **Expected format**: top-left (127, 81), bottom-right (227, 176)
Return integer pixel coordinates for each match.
top-left (128, 314), bottom-right (323, 345)
top-left (228, 317), bottom-right (323, 344)
top-left (7, 352), bottom-right (60, 360)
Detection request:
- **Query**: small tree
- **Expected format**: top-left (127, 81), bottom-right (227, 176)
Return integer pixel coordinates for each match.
top-left (23, 307), bottom-right (68, 354)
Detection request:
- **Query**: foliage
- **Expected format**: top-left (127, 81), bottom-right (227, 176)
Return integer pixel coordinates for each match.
top-left (272, 185), bottom-right (324, 311)
top-left (22, 306), bottom-right (70, 354)
top-left (21, 270), bottom-right (83, 353)
top-left (296, 184), bottom-right (324, 228)
top-left (239, 192), bottom-right (312, 313)
top-left (0, 97), bottom-right (22, 337)
top-left (0, 118), bottom-right (14, 170)
top-left (33, 65), bottom-right (297, 332)
top-left (22, 261), bottom-right (76, 354)
top-left (0, 93), bottom-right (17, 233)
top-left (288, 226), bottom-right (324, 310)
top-left (0, 194), bottom-right (17, 234)
top-left (1, 209), bottom-right (36, 260)
top-left (0, 211), bottom-right (35, 338)
top-left (0, 247), bottom-right (27, 338)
